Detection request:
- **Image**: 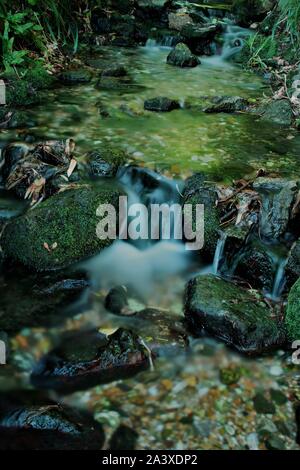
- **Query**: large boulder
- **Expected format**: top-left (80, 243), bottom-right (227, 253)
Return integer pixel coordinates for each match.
top-left (285, 277), bottom-right (300, 342)
top-left (167, 43), bottom-right (200, 68)
top-left (182, 174), bottom-right (220, 258)
top-left (1, 185), bottom-right (123, 271)
top-left (253, 178), bottom-right (298, 240)
top-left (0, 403), bottom-right (105, 450)
top-left (185, 274), bottom-right (285, 355)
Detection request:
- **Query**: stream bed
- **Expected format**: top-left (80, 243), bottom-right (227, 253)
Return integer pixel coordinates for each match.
top-left (0, 44), bottom-right (300, 450)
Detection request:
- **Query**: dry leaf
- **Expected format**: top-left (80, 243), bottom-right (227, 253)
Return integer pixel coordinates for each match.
top-left (67, 158), bottom-right (77, 178)
top-left (43, 242), bottom-right (51, 252)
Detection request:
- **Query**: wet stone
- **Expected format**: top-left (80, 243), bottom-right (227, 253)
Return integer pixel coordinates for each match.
top-left (167, 43), bottom-right (200, 68)
top-left (31, 328), bottom-right (150, 394)
top-left (0, 403), bottom-right (105, 450)
top-left (144, 97), bottom-right (180, 112)
top-left (253, 393), bottom-right (276, 414)
top-left (58, 70), bottom-right (92, 85)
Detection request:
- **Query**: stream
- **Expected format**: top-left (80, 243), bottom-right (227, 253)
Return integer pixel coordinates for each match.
top-left (0, 38), bottom-right (299, 450)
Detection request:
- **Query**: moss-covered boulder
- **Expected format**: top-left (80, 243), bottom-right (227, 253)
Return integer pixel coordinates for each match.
top-left (285, 278), bottom-right (300, 342)
top-left (182, 174), bottom-right (220, 257)
top-left (1, 185), bottom-right (123, 271)
top-left (167, 43), bottom-right (200, 68)
top-left (144, 97), bottom-right (180, 112)
top-left (185, 274), bottom-right (285, 355)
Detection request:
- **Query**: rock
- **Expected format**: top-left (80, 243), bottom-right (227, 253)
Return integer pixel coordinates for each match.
top-left (168, 11), bottom-right (193, 32)
top-left (253, 392), bottom-right (276, 414)
top-left (0, 404), bottom-right (105, 450)
top-left (0, 142), bottom-right (33, 179)
top-left (253, 178), bottom-right (298, 240)
top-left (285, 277), bottom-right (300, 342)
top-left (1, 185), bottom-right (123, 271)
top-left (101, 65), bottom-right (128, 77)
top-left (96, 76), bottom-right (145, 93)
top-left (182, 174), bottom-right (220, 257)
top-left (144, 97), bottom-right (180, 112)
top-left (185, 274), bottom-right (285, 355)
top-left (31, 328), bottom-right (150, 393)
top-left (87, 148), bottom-right (127, 177)
top-left (260, 99), bottom-right (293, 126)
top-left (270, 389), bottom-right (287, 406)
top-left (167, 43), bottom-right (200, 68)
top-left (204, 96), bottom-right (249, 113)
top-left (181, 23), bottom-right (220, 40)
top-left (105, 285), bottom-right (129, 315)
top-left (58, 70), bottom-right (92, 85)
top-left (285, 239), bottom-right (300, 288)
top-left (137, 0), bottom-right (168, 8)
top-left (0, 266), bottom-right (90, 331)
top-left (109, 425), bottom-right (138, 450)
top-left (234, 243), bottom-right (275, 292)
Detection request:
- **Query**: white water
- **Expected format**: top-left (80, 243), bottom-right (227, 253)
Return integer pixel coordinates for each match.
top-left (270, 258), bottom-right (287, 301)
top-left (212, 233), bottom-right (227, 275)
top-left (145, 36), bottom-right (175, 50)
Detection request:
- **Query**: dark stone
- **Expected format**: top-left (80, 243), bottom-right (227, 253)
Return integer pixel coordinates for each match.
top-left (101, 66), bottom-right (128, 77)
top-left (234, 244), bottom-right (275, 292)
top-left (144, 97), bottom-right (180, 112)
top-left (0, 142), bottom-right (33, 179)
top-left (270, 389), bottom-right (287, 406)
top-left (265, 436), bottom-right (286, 450)
top-left (0, 266), bottom-right (90, 331)
top-left (109, 425), bottom-right (138, 450)
top-left (105, 286), bottom-right (129, 315)
top-left (285, 277), bottom-right (300, 342)
top-left (58, 70), bottom-right (92, 85)
top-left (182, 174), bottom-right (220, 257)
top-left (96, 76), bottom-right (145, 93)
top-left (0, 403), bottom-right (105, 450)
top-left (296, 405), bottom-right (300, 445)
top-left (185, 274), bottom-right (286, 355)
top-left (253, 393), bottom-right (276, 414)
top-left (253, 178), bottom-right (298, 240)
top-left (204, 96), bottom-right (249, 113)
top-left (31, 328), bottom-right (150, 393)
top-left (167, 43), bottom-right (200, 68)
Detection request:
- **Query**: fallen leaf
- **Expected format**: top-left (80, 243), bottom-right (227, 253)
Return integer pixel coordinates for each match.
top-left (43, 242), bottom-right (51, 252)
top-left (67, 158), bottom-right (77, 178)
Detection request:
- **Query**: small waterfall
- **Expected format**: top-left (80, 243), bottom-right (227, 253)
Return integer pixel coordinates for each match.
top-left (219, 23), bottom-right (251, 61)
top-left (145, 35), bottom-right (178, 50)
top-left (270, 258), bottom-right (287, 301)
top-left (212, 233), bottom-right (227, 275)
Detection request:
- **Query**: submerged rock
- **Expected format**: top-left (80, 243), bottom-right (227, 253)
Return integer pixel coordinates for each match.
top-left (101, 65), bottom-right (128, 77)
top-left (87, 147), bottom-right (127, 177)
top-left (167, 43), bottom-right (200, 68)
top-left (2, 185), bottom-right (123, 271)
top-left (253, 178), bottom-right (298, 240)
top-left (0, 404), bottom-right (105, 450)
top-left (58, 70), bottom-right (92, 85)
top-left (260, 100), bottom-right (293, 126)
top-left (182, 174), bottom-right (220, 257)
top-left (285, 277), bottom-right (300, 342)
top-left (105, 285), bottom-right (129, 315)
top-left (0, 267), bottom-right (89, 331)
top-left (109, 424), bottom-right (138, 450)
top-left (204, 96), bottom-right (249, 114)
top-left (185, 274), bottom-right (285, 355)
top-left (31, 328), bottom-right (150, 393)
top-left (144, 97), bottom-right (180, 112)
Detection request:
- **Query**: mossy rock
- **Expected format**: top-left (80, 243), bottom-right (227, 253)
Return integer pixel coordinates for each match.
top-left (1, 185), bottom-right (123, 271)
top-left (5, 66), bottom-right (54, 107)
top-left (185, 274), bottom-right (286, 355)
top-left (87, 147), bottom-right (127, 177)
top-left (285, 277), bottom-right (300, 342)
top-left (183, 174), bottom-right (220, 257)
top-left (167, 43), bottom-right (200, 68)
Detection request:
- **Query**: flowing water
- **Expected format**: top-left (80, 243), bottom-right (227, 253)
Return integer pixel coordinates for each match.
top-left (0, 42), bottom-right (299, 449)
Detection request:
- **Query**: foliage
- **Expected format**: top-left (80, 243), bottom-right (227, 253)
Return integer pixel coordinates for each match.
top-left (277, 0), bottom-right (300, 44)
top-left (243, 33), bottom-right (278, 70)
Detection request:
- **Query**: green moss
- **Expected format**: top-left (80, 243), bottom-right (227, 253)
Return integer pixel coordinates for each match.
top-left (5, 64), bottom-right (54, 107)
top-left (285, 277), bottom-right (300, 341)
top-left (1, 185), bottom-right (124, 271)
